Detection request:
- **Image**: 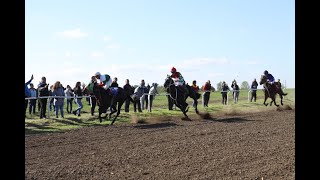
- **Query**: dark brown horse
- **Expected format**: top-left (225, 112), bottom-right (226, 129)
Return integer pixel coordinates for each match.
top-left (259, 75), bottom-right (287, 106)
top-left (164, 75), bottom-right (200, 120)
top-left (91, 82), bottom-right (134, 125)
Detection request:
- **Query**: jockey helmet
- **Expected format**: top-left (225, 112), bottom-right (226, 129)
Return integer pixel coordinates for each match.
top-left (264, 70), bottom-right (268, 75)
top-left (171, 67), bottom-right (176, 73)
top-left (95, 72), bottom-right (101, 76)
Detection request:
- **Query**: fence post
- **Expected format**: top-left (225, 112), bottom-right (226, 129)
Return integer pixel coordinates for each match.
top-left (47, 97), bottom-right (50, 119)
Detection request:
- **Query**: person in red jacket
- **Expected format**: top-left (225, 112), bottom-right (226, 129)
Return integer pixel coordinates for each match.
top-left (191, 80), bottom-right (199, 108)
top-left (203, 80), bottom-right (213, 107)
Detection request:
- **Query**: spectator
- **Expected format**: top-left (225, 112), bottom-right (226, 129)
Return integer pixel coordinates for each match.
top-left (231, 80), bottom-right (240, 104)
top-left (38, 77), bottom-right (49, 119)
top-left (28, 83), bottom-right (37, 115)
top-left (123, 79), bottom-right (134, 112)
top-left (132, 82), bottom-right (145, 113)
top-left (65, 85), bottom-right (74, 114)
top-left (250, 78), bottom-right (258, 102)
top-left (83, 76), bottom-right (97, 116)
top-left (144, 83), bottom-right (150, 110)
top-left (202, 80), bottom-right (212, 107)
top-left (25, 75), bottom-right (33, 117)
top-left (139, 79), bottom-right (148, 111)
top-left (148, 83), bottom-right (158, 112)
top-left (110, 77), bottom-right (119, 87)
top-left (221, 81), bottom-right (230, 105)
top-left (191, 80), bottom-right (200, 108)
top-left (73, 81), bottom-right (83, 117)
top-left (52, 81), bottom-right (65, 118)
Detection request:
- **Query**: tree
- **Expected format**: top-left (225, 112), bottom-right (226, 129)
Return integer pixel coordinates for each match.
top-left (217, 82), bottom-right (222, 91)
top-left (241, 81), bottom-right (250, 90)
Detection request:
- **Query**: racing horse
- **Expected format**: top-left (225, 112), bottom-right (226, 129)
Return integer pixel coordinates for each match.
top-left (259, 75), bottom-right (287, 106)
top-left (91, 82), bottom-right (134, 125)
top-left (164, 75), bottom-right (200, 119)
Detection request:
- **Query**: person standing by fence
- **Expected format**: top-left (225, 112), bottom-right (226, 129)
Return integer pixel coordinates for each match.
top-left (25, 75), bottom-right (33, 117)
top-left (231, 80), bottom-right (240, 104)
top-left (52, 81), bottom-right (65, 118)
top-left (202, 80), bottom-right (212, 107)
top-left (221, 81), bottom-right (230, 105)
top-left (123, 79), bottom-right (134, 112)
top-left (65, 85), bottom-right (74, 114)
top-left (73, 81), bottom-right (83, 117)
top-left (191, 80), bottom-right (200, 108)
top-left (250, 78), bottom-right (258, 102)
top-left (38, 76), bottom-right (49, 119)
top-left (148, 83), bottom-right (158, 112)
top-left (28, 83), bottom-right (37, 115)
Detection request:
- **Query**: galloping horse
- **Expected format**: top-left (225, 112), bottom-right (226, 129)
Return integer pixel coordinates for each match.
top-left (91, 82), bottom-right (134, 125)
top-left (164, 75), bottom-right (200, 119)
top-left (259, 75), bottom-right (287, 106)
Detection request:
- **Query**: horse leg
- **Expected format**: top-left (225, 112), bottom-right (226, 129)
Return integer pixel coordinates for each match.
top-left (272, 96), bottom-right (279, 107)
top-left (110, 100), bottom-right (124, 125)
top-left (263, 96), bottom-right (268, 106)
top-left (193, 99), bottom-right (199, 114)
top-left (280, 94), bottom-right (284, 105)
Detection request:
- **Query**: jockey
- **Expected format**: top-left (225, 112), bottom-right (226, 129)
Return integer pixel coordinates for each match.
top-left (95, 72), bottom-right (116, 112)
top-left (263, 70), bottom-right (277, 91)
top-left (95, 72), bottom-right (112, 90)
top-left (170, 67), bottom-right (189, 95)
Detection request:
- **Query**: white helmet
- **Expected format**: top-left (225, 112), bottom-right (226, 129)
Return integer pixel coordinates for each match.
top-left (95, 72), bottom-right (101, 76)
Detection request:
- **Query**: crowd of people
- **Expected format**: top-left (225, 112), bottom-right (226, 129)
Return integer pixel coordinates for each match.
top-left (25, 68), bottom-right (282, 119)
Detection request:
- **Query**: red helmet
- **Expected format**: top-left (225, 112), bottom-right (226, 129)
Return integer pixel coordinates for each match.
top-left (171, 67), bottom-right (176, 73)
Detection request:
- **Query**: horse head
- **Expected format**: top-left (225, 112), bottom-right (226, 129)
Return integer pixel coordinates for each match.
top-left (164, 75), bottom-right (174, 88)
top-left (259, 75), bottom-right (267, 85)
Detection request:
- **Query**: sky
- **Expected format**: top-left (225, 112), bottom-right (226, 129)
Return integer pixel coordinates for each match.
top-left (25, 0), bottom-right (295, 89)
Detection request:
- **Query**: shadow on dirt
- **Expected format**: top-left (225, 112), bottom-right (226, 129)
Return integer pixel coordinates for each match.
top-left (204, 117), bottom-right (253, 123)
top-left (134, 122), bottom-right (178, 129)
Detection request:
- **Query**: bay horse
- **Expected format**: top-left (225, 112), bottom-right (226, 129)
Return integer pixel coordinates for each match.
top-left (164, 75), bottom-right (200, 119)
top-left (91, 82), bottom-right (134, 125)
top-left (259, 75), bottom-right (287, 106)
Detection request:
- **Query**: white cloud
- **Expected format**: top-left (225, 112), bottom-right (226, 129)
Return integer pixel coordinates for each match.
top-left (106, 43), bottom-right (121, 49)
top-left (207, 73), bottom-right (225, 78)
top-left (57, 29), bottom-right (88, 38)
top-left (103, 36), bottom-right (112, 42)
top-left (246, 60), bottom-right (261, 65)
top-left (181, 57), bottom-right (230, 68)
top-left (91, 52), bottom-right (104, 58)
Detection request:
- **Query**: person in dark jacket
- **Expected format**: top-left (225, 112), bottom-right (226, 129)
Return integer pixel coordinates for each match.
top-left (123, 79), bottom-right (134, 112)
top-left (250, 78), bottom-right (258, 102)
top-left (38, 76), bottom-right (49, 119)
top-left (231, 80), bottom-right (240, 104)
top-left (221, 81), bottom-right (230, 105)
top-left (110, 77), bottom-right (119, 87)
top-left (25, 75), bottom-right (33, 117)
top-left (73, 81), bottom-right (83, 116)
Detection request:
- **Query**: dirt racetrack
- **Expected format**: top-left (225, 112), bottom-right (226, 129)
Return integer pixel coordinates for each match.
top-left (25, 109), bottom-right (295, 180)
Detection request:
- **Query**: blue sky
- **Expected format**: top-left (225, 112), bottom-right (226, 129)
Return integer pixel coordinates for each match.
top-left (26, 0), bottom-right (295, 88)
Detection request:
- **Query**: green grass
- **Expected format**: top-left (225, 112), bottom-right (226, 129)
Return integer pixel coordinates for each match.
top-left (25, 88), bottom-right (295, 135)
